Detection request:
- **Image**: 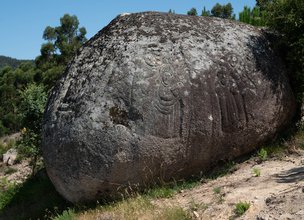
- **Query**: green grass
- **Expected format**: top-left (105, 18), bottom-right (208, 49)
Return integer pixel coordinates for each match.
top-left (145, 179), bottom-right (200, 199)
top-left (69, 194), bottom-right (191, 220)
top-left (234, 201), bottom-right (250, 216)
top-left (252, 168), bottom-right (261, 177)
top-left (0, 178), bottom-right (18, 211)
top-left (4, 167), bottom-right (17, 175)
top-left (213, 187), bottom-right (221, 194)
top-left (257, 148), bottom-right (268, 161)
top-left (160, 206), bottom-right (192, 220)
top-left (189, 199), bottom-right (209, 212)
top-left (145, 186), bottom-right (176, 199)
top-left (53, 209), bottom-right (76, 220)
top-left (0, 139), bottom-right (15, 155)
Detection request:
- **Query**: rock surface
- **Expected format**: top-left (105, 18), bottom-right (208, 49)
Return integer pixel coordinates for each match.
top-left (3, 148), bottom-right (18, 166)
top-left (42, 12), bottom-right (295, 203)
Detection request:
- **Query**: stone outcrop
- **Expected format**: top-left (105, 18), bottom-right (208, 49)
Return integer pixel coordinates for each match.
top-left (3, 148), bottom-right (18, 166)
top-left (41, 12), bottom-right (295, 203)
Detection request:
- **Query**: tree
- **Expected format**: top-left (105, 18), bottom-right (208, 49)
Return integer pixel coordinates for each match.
top-left (168, 9), bottom-right (175, 14)
top-left (256, 0), bottom-right (272, 10)
top-left (17, 84), bottom-right (47, 174)
top-left (19, 84), bottom-right (47, 133)
top-left (239, 6), bottom-right (266, 26)
top-left (223, 3), bottom-right (233, 19)
top-left (211, 3), bottom-right (234, 19)
top-left (187, 8), bottom-right (198, 16)
top-left (265, 0), bottom-right (304, 100)
top-left (36, 14), bottom-right (87, 90)
top-left (201, 6), bottom-right (211, 16)
top-left (0, 64), bottom-right (34, 134)
top-left (211, 3), bottom-right (222, 17)
top-left (41, 14), bottom-right (87, 65)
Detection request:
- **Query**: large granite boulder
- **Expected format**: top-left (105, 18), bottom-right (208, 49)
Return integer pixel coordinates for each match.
top-left (42, 12), bottom-right (295, 203)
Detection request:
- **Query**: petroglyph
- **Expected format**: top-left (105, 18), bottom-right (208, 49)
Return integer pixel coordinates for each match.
top-left (42, 12), bottom-right (295, 203)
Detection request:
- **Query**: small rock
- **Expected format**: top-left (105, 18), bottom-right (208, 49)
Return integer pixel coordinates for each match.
top-left (3, 148), bottom-right (18, 166)
top-left (193, 211), bottom-right (199, 218)
top-left (265, 197), bottom-right (272, 205)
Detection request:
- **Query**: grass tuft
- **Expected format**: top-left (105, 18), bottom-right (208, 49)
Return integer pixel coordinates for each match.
top-left (234, 201), bottom-right (250, 216)
top-left (213, 187), bottom-right (221, 194)
top-left (257, 148), bottom-right (268, 161)
top-left (53, 209), bottom-right (76, 220)
top-left (252, 167), bottom-right (261, 177)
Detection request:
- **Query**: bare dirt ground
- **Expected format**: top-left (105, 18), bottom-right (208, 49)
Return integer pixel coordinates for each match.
top-left (0, 160), bottom-right (31, 184)
top-left (0, 132), bottom-right (31, 184)
top-left (154, 149), bottom-right (304, 220)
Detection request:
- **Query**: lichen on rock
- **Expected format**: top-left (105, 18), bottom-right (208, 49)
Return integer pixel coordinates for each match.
top-left (42, 12), bottom-right (295, 203)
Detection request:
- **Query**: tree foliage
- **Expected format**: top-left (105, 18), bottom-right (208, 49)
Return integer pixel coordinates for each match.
top-left (38, 14), bottom-right (86, 66)
top-left (36, 14), bottom-right (87, 89)
top-left (256, 0), bottom-right (272, 11)
top-left (168, 9), bottom-right (175, 14)
top-left (0, 55), bottom-right (32, 70)
top-left (0, 64), bottom-right (35, 134)
top-left (239, 6), bottom-right (267, 26)
top-left (211, 3), bottom-right (234, 19)
top-left (265, 0), bottom-right (304, 99)
top-left (0, 14), bottom-right (87, 171)
top-left (17, 84), bottom-right (47, 173)
top-left (19, 84), bottom-right (47, 133)
top-left (201, 7), bottom-right (211, 17)
top-left (187, 8), bottom-right (198, 16)
top-left (0, 14), bottom-right (87, 138)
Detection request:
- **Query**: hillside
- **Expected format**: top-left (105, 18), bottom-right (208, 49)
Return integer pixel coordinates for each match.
top-left (0, 131), bottom-right (304, 219)
top-left (0, 55), bottom-right (33, 69)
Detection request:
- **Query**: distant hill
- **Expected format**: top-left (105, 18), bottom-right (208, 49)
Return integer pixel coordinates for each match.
top-left (0, 55), bottom-right (33, 70)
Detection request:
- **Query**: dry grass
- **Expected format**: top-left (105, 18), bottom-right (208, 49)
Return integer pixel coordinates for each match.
top-left (76, 196), bottom-right (191, 220)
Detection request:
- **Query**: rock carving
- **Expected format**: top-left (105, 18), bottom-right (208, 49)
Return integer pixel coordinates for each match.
top-left (42, 12), bottom-right (295, 203)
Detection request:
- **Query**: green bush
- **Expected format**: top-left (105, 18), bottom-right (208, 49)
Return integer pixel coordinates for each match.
top-left (0, 178), bottom-right (18, 211)
top-left (252, 168), bottom-right (261, 177)
top-left (0, 121), bottom-right (8, 137)
top-left (266, 0), bottom-right (304, 100)
top-left (17, 83), bottom-right (47, 174)
top-left (19, 84), bottom-right (47, 133)
top-left (213, 187), bottom-right (221, 194)
top-left (53, 209), bottom-right (76, 220)
top-left (234, 201), bottom-right (250, 216)
top-left (257, 148), bottom-right (268, 161)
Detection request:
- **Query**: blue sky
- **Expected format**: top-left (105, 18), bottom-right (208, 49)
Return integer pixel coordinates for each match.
top-left (0, 0), bottom-right (256, 60)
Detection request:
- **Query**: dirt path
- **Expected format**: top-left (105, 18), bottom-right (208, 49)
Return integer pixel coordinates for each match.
top-left (154, 150), bottom-right (304, 219)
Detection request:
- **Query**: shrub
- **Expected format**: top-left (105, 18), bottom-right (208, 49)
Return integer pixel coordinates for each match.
top-left (0, 178), bottom-right (18, 211)
top-left (213, 187), bottom-right (221, 194)
top-left (53, 209), bottom-right (76, 220)
top-left (17, 83), bottom-right (47, 174)
top-left (0, 121), bottom-right (8, 137)
top-left (234, 201), bottom-right (250, 216)
top-left (252, 168), bottom-right (261, 177)
top-left (266, 0), bottom-right (304, 100)
top-left (257, 148), bottom-right (268, 161)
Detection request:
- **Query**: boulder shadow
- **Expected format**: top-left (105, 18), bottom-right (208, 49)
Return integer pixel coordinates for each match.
top-left (0, 169), bottom-right (71, 220)
top-left (274, 166), bottom-right (304, 183)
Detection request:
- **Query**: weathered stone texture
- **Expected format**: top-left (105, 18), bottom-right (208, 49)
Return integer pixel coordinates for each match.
top-left (42, 12), bottom-right (295, 203)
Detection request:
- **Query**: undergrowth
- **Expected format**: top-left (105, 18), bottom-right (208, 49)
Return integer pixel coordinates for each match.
top-left (234, 201), bottom-right (250, 216)
top-left (0, 139), bottom-right (16, 155)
